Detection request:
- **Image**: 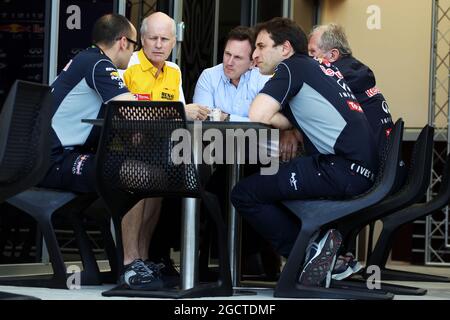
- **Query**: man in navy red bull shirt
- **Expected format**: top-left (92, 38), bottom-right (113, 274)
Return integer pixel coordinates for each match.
top-left (308, 23), bottom-right (393, 154)
top-left (39, 14), bottom-right (168, 291)
top-left (231, 17), bottom-right (378, 288)
top-left (308, 23), bottom-right (397, 281)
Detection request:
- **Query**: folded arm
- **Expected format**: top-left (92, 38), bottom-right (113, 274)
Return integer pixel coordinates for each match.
top-left (248, 93), bottom-right (292, 130)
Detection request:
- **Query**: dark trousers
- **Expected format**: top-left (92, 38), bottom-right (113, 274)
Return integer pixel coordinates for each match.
top-left (231, 154), bottom-right (373, 258)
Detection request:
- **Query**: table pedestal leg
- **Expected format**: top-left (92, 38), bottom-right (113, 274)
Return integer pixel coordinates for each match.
top-left (180, 198), bottom-right (199, 290)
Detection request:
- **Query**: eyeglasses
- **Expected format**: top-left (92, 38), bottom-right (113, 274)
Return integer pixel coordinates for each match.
top-left (116, 36), bottom-right (139, 51)
top-left (126, 37), bottom-right (139, 51)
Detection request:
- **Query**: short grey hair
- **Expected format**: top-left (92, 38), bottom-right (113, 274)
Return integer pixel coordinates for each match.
top-left (140, 13), bottom-right (176, 37)
top-left (310, 23), bottom-right (352, 56)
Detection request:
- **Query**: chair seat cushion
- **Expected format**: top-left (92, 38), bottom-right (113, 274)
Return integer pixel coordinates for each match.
top-left (6, 187), bottom-right (78, 215)
top-left (282, 194), bottom-right (381, 224)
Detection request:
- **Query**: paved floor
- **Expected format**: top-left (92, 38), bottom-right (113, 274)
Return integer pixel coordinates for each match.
top-left (0, 264), bottom-right (449, 300)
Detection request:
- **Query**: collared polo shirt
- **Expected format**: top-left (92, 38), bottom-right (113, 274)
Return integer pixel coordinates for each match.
top-left (122, 49), bottom-right (185, 103)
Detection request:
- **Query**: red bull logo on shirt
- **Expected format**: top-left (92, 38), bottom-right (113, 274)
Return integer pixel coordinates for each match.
top-left (72, 154), bottom-right (90, 176)
top-left (346, 101), bottom-right (363, 113)
top-left (365, 86), bottom-right (381, 98)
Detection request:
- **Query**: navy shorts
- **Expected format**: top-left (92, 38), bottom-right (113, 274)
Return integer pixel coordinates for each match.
top-left (39, 150), bottom-right (96, 193)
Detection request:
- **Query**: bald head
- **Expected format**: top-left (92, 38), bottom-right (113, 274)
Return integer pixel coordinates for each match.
top-left (141, 12), bottom-right (176, 39)
top-left (140, 12), bottom-right (176, 69)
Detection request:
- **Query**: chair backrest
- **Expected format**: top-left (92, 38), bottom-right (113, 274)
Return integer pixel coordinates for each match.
top-left (359, 124), bottom-right (433, 215)
top-left (283, 119), bottom-right (404, 225)
top-left (398, 125), bottom-right (434, 198)
top-left (367, 118), bottom-right (405, 201)
top-left (420, 151), bottom-right (450, 212)
top-left (96, 101), bottom-right (202, 203)
top-left (0, 80), bottom-right (52, 202)
top-left (338, 124), bottom-right (432, 240)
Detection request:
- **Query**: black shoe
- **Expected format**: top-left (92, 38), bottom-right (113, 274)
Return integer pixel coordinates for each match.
top-left (120, 259), bottom-right (164, 290)
top-left (146, 257), bottom-right (180, 288)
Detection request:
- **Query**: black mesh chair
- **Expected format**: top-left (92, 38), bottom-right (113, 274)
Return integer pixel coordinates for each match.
top-left (0, 81), bottom-right (105, 289)
top-left (97, 101), bottom-right (232, 298)
top-left (330, 124), bottom-right (434, 295)
top-left (274, 119), bottom-right (404, 300)
top-left (0, 80), bottom-right (51, 297)
top-left (3, 190), bottom-right (101, 288)
top-left (0, 81), bottom-right (52, 201)
top-left (367, 152), bottom-right (450, 283)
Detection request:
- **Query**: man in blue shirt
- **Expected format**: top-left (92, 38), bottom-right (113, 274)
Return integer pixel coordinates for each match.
top-left (193, 26), bottom-right (277, 278)
top-left (193, 26), bottom-right (269, 118)
top-left (231, 18), bottom-right (378, 288)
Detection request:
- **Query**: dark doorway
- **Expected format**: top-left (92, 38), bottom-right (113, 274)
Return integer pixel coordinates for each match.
top-left (180, 0), bottom-right (284, 103)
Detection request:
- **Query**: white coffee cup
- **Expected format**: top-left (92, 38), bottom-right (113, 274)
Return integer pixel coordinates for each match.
top-left (210, 108), bottom-right (221, 121)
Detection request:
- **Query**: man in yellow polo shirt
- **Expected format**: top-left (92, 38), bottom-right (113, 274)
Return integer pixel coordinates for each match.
top-left (122, 11), bottom-right (209, 120)
top-left (120, 12), bottom-right (209, 286)
top-left (124, 48), bottom-right (182, 102)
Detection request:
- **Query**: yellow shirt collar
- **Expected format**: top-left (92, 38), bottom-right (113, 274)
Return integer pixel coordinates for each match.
top-left (137, 49), bottom-right (165, 77)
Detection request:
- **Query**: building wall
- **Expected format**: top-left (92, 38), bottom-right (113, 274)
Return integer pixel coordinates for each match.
top-left (313, 0), bottom-right (433, 128)
top-left (293, 0), bottom-right (316, 32)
